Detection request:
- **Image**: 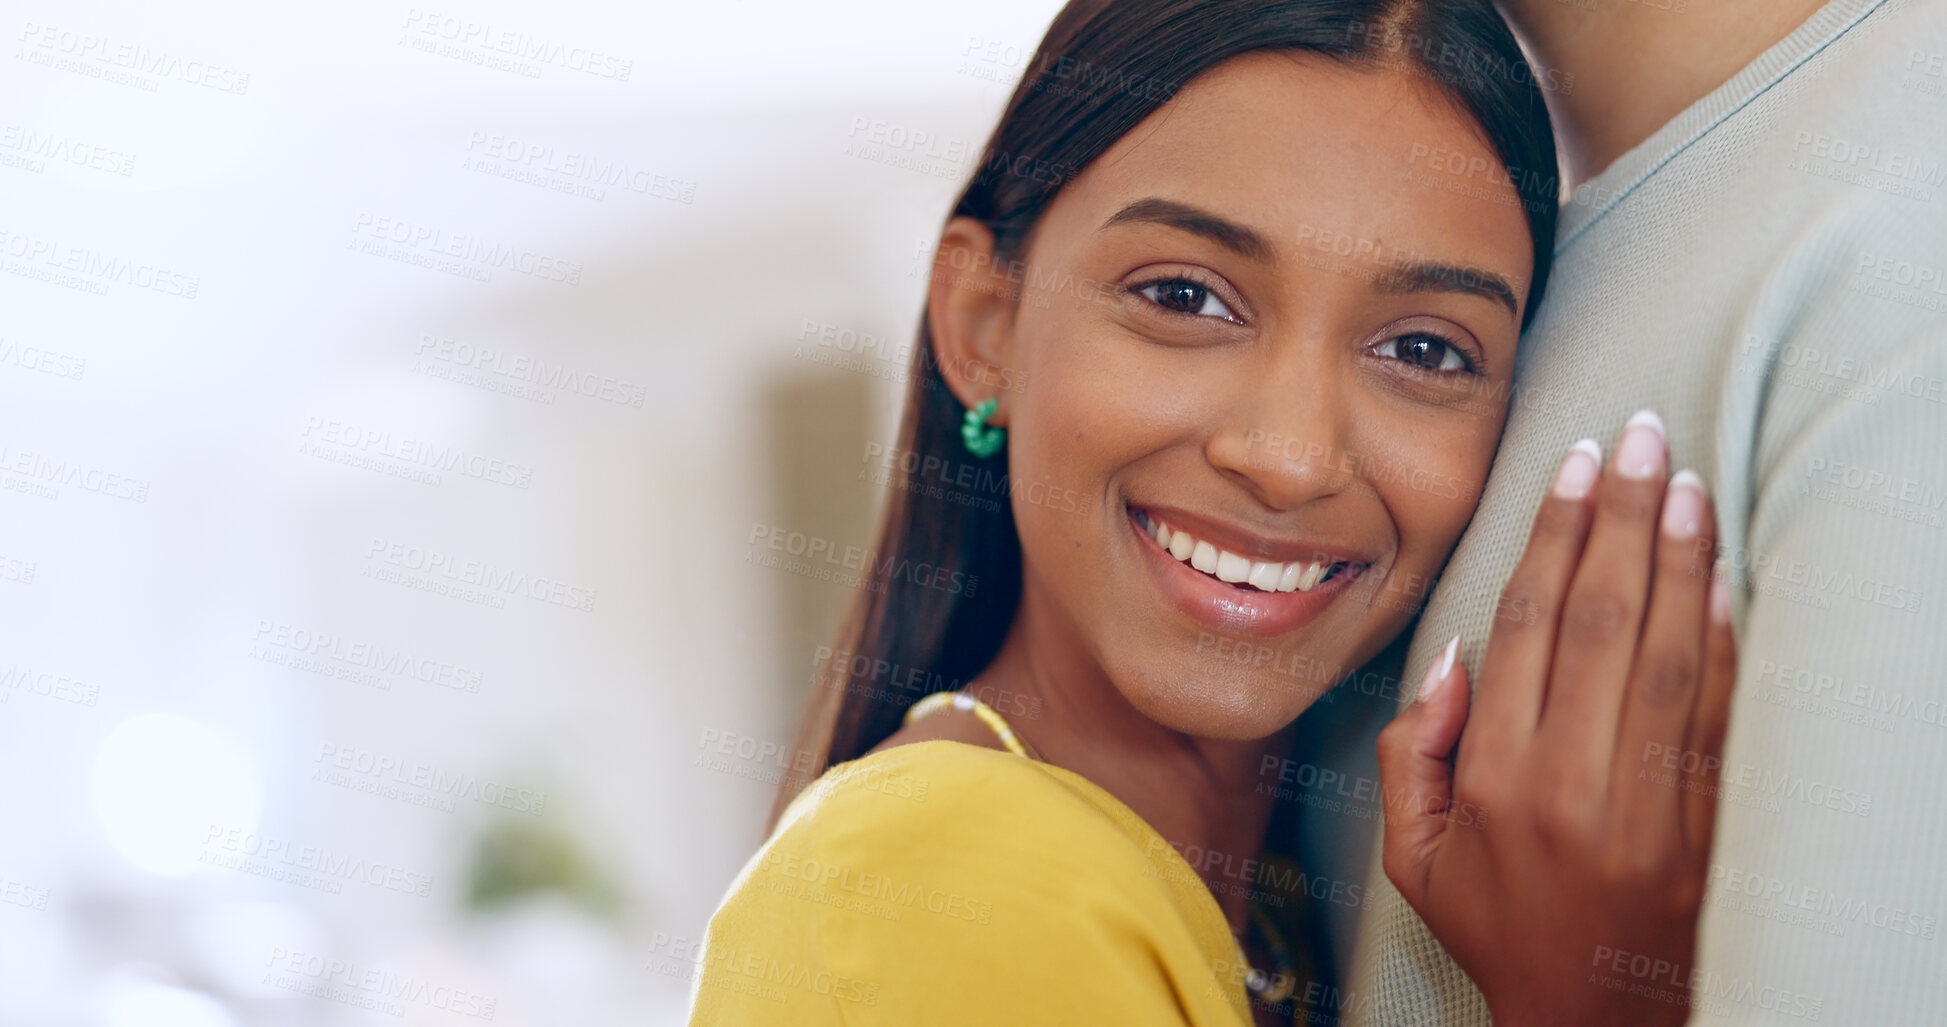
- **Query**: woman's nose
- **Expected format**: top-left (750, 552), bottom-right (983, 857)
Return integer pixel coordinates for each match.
top-left (1203, 352), bottom-right (1358, 511)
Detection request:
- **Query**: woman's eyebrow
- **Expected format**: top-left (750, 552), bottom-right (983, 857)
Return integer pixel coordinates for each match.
top-left (1375, 261), bottom-right (1517, 318)
top-left (1103, 197), bottom-right (1517, 317)
top-left (1101, 197), bottom-right (1274, 264)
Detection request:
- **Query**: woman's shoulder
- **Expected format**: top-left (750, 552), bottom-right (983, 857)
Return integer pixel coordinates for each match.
top-left (774, 739), bottom-right (1144, 868)
top-left (693, 741), bottom-right (1249, 1023)
top-left (755, 739), bottom-right (1231, 961)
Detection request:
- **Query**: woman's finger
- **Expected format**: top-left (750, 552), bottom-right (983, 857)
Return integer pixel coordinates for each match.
top-left (1377, 636), bottom-right (1470, 909)
top-left (1684, 573), bottom-right (1738, 857)
top-left (1464, 439), bottom-right (1601, 763)
top-left (1612, 469), bottom-right (1716, 847)
top-left (1535, 410), bottom-right (1669, 793)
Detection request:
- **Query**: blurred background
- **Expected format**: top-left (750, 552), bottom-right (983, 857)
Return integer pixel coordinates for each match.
top-left (0, 0), bottom-right (1080, 1023)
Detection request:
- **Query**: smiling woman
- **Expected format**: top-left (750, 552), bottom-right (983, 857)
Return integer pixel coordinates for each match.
top-left (689, 2), bottom-right (1734, 1025)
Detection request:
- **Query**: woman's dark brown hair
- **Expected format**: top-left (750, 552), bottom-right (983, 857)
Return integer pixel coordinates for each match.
top-left (772, 0), bottom-right (1560, 829)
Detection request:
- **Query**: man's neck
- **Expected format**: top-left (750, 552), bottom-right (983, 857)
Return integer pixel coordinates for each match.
top-left (1499, 0), bottom-right (1834, 188)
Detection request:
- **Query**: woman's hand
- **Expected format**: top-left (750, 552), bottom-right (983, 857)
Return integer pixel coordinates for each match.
top-left (1375, 412), bottom-right (1737, 1027)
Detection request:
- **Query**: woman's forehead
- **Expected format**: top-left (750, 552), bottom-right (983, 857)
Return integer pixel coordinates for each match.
top-left (1041, 51), bottom-right (1533, 293)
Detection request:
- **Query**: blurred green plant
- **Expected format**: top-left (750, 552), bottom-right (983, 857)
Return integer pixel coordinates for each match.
top-left (463, 815), bottom-right (623, 918)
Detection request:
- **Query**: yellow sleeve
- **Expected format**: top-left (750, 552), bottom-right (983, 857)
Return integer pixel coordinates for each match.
top-left (688, 743), bottom-right (1247, 1026)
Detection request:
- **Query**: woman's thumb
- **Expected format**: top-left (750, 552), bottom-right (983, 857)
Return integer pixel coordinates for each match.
top-left (1376, 634), bottom-right (1469, 906)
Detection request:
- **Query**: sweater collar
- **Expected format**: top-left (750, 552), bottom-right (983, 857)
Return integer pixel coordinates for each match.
top-left (1552, 0), bottom-right (1890, 251)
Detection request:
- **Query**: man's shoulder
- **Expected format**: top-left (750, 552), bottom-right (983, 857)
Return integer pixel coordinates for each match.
top-left (1783, 0), bottom-right (1947, 164)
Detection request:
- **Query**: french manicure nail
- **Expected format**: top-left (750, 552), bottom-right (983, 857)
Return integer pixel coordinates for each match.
top-left (1662, 469), bottom-right (1706, 539)
top-left (1616, 410), bottom-right (1668, 480)
top-left (1709, 573), bottom-right (1731, 623)
top-left (1418, 635), bottom-right (1460, 704)
top-left (1551, 438), bottom-right (1602, 499)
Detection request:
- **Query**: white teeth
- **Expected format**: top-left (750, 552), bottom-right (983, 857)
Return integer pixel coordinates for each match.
top-left (1277, 562), bottom-right (1304, 592)
top-left (1247, 561), bottom-right (1283, 591)
top-left (1298, 560), bottom-right (1327, 591)
top-left (1145, 512), bottom-right (1342, 593)
top-left (1215, 551), bottom-right (1251, 583)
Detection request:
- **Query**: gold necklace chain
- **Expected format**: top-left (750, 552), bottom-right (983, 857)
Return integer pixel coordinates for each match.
top-left (903, 691), bottom-right (1042, 759)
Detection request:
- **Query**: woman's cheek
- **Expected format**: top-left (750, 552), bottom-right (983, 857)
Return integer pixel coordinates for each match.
top-left (1381, 451), bottom-right (1497, 615)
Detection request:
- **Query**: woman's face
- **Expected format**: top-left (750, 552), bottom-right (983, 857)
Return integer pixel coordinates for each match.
top-left (960, 52), bottom-right (1535, 739)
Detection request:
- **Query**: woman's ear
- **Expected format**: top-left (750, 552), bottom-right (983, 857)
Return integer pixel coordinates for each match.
top-left (926, 217), bottom-right (1023, 425)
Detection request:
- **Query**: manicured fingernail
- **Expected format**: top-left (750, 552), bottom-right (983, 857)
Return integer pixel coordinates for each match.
top-left (1709, 572), bottom-right (1731, 623)
top-left (1551, 438), bottom-right (1602, 499)
top-left (1417, 635), bottom-right (1460, 704)
top-left (1616, 410), bottom-right (1667, 480)
top-left (1661, 469), bottom-right (1706, 539)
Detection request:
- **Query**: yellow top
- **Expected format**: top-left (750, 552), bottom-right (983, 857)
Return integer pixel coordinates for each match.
top-left (687, 739), bottom-right (1256, 1025)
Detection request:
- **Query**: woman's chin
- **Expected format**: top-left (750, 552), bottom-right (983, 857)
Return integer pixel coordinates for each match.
top-left (1115, 667), bottom-right (1332, 742)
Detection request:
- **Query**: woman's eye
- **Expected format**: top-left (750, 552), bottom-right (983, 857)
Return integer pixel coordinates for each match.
top-left (1135, 279), bottom-right (1237, 321)
top-left (1374, 333), bottom-right (1472, 374)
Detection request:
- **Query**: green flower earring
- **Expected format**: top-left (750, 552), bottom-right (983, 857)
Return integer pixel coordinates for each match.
top-left (960, 396), bottom-right (1006, 458)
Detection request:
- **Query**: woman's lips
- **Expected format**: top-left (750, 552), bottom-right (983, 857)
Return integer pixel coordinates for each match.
top-left (1126, 504), bottom-right (1365, 637)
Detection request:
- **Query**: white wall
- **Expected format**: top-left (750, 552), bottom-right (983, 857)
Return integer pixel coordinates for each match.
top-left (0, 1), bottom-right (1065, 1023)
